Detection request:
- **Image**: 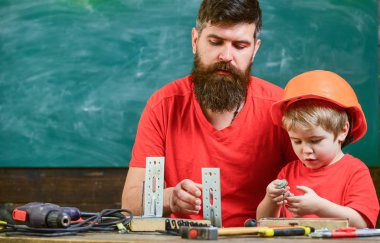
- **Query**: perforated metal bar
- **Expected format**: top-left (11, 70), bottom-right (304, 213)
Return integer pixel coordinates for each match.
top-left (202, 168), bottom-right (222, 228)
top-left (143, 157), bottom-right (165, 217)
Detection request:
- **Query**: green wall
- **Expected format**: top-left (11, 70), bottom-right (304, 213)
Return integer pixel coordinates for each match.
top-left (0, 0), bottom-right (378, 167)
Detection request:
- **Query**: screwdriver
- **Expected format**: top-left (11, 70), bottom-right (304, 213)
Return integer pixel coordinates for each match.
top-left (180, 226), bottom-right (314, 240)
top-left (257, 226), bottom-right (314, 237)
top-left (275, 179), bottom-right (288, 218)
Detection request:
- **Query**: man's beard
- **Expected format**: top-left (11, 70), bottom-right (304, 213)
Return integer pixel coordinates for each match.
top-left (192, 54), bottom-right (251, 113)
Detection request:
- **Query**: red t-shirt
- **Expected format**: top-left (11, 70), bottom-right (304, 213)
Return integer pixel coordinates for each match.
top-left (278, 154), bottom-right (379, 228)
top-left (130, 75), bottom-right (295, 227)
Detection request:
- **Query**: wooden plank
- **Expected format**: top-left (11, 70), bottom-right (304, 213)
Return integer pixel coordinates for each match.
top-left (0, 168), bottom-right (128, 212)
top-left (258, 218), bottom-right (348, 232)
top-left (128, 217), bottom-right (210, 232)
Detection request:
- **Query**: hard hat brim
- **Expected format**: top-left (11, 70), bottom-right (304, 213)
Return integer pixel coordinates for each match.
top-left (271, 94), bottom-right (367, 144)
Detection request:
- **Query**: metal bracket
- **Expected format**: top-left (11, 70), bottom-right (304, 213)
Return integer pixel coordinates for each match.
top-left (202, 168), bottom-right (222, 228)
top-left (143, 157), bottom-right (165, 217)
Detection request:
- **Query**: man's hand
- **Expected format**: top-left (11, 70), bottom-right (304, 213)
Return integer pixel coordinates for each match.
top-left (169, 179), bottom-right (202, 215)
top-left (286, 185), bottom-right (324, 217)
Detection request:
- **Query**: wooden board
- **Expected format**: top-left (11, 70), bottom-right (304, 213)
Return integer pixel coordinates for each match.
top-left (127, 217), bottom-right (210, 232)
top-left (258, 218), bottom-right (348, 231)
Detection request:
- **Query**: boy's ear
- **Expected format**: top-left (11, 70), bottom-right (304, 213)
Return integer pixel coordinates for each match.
top-left (338, 121), bottom-right (350, 143)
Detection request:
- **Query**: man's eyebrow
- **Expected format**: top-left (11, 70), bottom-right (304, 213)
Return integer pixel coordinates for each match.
top-left (207, 34), bottom-right (252, 44)
top-left (207, 34), bottom-right (223, 39)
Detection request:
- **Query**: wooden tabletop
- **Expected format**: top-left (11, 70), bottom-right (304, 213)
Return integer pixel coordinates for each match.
top-left (1, 232), bottom-right (380, 243)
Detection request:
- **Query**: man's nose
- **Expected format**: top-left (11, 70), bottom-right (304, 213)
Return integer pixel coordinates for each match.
top-left (218, 44), bottom-right (233, 62)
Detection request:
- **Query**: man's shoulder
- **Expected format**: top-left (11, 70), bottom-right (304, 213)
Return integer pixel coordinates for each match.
top-left (148, 75), bottom-right (192, 107)
top-left (249, 76), bottom-right (284, 101)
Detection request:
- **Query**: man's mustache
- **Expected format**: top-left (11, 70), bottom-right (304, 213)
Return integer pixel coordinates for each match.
top-left (213, 61), bottom-right (230, 71)
top-left (211, 61), bottom-right (241, 76)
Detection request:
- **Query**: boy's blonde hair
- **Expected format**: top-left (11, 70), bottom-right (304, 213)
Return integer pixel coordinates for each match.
top-left (282, 99), bottom-right (349, 141)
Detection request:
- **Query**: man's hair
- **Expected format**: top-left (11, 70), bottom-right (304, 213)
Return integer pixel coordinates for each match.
top-left (196, 0), bottom-right (262, 38)
top-left (282, 100), bottom-right (349, 142)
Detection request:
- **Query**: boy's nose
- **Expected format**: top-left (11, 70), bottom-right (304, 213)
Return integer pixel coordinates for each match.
top-left (302, 144), bottom-right (313, 154)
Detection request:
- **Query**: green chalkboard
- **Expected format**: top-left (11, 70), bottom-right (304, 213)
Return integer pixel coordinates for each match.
top-left (0, 0), bottom-right (378, 167)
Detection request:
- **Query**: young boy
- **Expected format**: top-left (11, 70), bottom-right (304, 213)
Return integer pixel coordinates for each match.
top-left (256, 70), bottom-right (379, 228)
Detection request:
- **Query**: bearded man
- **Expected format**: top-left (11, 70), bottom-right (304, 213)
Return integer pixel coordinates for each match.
top-left (122, 0), bottom-right (295, 227)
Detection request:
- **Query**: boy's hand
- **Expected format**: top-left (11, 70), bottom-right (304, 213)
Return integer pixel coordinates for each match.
top-left (266, 179), bottom-right (290, 205)
top-left (286, 185), bottom-right (324, 216)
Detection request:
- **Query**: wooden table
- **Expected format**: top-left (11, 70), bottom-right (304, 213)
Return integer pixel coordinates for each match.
top-left (1, 232), bottom-right (380, 243)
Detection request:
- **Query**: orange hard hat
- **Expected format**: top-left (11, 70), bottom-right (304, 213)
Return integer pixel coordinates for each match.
top-left (271, 70), bottom-right (367, 144)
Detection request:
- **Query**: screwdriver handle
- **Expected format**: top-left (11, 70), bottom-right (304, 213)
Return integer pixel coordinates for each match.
top-left (258, 226), bottom-right (313, 237)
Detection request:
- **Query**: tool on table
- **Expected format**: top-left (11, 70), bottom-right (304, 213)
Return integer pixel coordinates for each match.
top-left (256, 226), bottom-right (313, 237)
top-left (12, 202), bottom-right (81, 228)
top-left (4, 205), bottom-right (133, 237)
top-left (258, 217), bottom-right (349, 232)
top-left (128, 217), bottom-right (210, 232)
top-left (275, 179), bottom-right (294, 218)
top-left (180, 225), bottom-right (314, 240)
top-left (244, 218), bottom-right (257, 227)
top-left (0, 220), bottom-right (6, 230)
top-left (202, 168), bottom-right (222, 228)
top-left (180, 226), bottom-right (218, 240)
top-left (143, 156), bottom-right (165, 217)
top-left (218, 226), bottom-right (313, 237)
top-left (309, 227), bottom-right (380, 238)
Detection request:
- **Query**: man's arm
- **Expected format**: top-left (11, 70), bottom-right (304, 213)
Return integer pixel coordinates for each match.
top-left (121, 167), bottom-right (145, 215)
top-left (121, 167), bottom-right (202, 216)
